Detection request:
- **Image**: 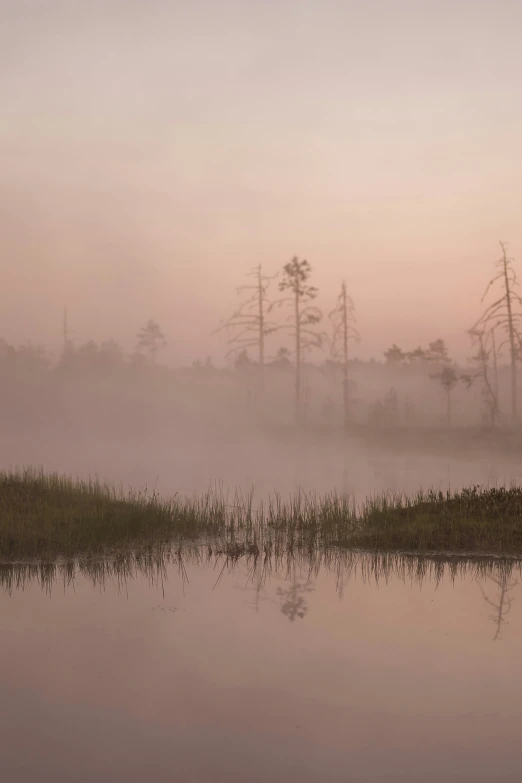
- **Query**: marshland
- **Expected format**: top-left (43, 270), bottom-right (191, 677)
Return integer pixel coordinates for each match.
top-left (2, 468), bottom-right (522, 562)
top-left (5, 0), bottom-right (522, 780)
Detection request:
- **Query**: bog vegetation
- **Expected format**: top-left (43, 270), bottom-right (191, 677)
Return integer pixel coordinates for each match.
top-left (2, 468), bottom-right (522, 563)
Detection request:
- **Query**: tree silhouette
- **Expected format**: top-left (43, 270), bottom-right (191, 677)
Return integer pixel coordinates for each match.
top-left (429, 366), bottom-right (471, 427)
top-left (136, 319), bottom-right (166, 365)
top-left (383, 344), bottom-right (407, 364)
top-left (384, 340), bottom-right (448, 366)
top-left (329, 281), bottom-right (360, 431)
top-left (425, 339), bottom-right (449, 363)
top-left (270, 346), bottom-right (293, 370)
top-left (468, 326), bottom-right (500, 427)
top-left (407, 346), bottom-right (428, 363)
top-left (278, 257), bottom-right (324, 426)
top-left (233, 348), bottom-right (254, 371)
top-left (214, 265), bottom-right (278, 392)
top-left (472, 241), bottom-right (522, 422)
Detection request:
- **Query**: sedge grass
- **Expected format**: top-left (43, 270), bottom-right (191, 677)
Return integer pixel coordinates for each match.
top-left (1, 468), bottom-right (522, 563)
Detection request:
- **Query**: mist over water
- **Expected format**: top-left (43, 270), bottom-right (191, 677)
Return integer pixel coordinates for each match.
top-left (4, 1), bottom-right (522, 780)
top-left (2, 423), bottom-right (520, 504)
top-left (3, 2), bottom-right (522, 504)
top-left (2, 358), bottom-right (522, 504)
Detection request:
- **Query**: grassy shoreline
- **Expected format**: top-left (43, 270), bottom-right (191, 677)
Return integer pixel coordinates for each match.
top-left (1, 468), bottom-right (522, 562)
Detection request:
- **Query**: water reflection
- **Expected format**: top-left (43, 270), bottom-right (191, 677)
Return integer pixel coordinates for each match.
top-left (2, 549), bottom-right (521, 637)
top-left (2, 550), bottom-right (522, 782)
top-left (235, 567), bottom-right (315, 621)
top-left (2, 548), bottom-right (521, 594)
top-left (478, 573), bottom-right (519, 640)
top-left (276, 580), bottom-right (315, 622)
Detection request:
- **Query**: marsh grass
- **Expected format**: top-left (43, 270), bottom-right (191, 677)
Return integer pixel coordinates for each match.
top-left (2, 468), bottom-right (522, 565)
top-left (0, 468), bottom-right (234, 560)
top-left (355, 485), bottom-right (522, 554)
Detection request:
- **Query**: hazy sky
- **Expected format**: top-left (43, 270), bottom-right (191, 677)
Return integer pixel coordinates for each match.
top-left (2, 0), bottom-right (521, 364)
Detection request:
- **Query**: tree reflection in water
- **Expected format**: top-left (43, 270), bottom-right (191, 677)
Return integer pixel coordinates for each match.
top-left (1, 548), bottom-right (521, 641)
top-left (276, 580), bottom-right (315, 622)
top-left (478, 572), bottom-right (518, 640)
top-left (234, 558), bottom-right (315, 620)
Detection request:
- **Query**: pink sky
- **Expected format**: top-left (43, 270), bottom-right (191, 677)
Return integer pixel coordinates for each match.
top-left (1, 0), bottom-right (522, 364)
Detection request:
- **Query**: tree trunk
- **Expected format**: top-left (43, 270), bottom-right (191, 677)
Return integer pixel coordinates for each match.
top-left (257, 266), bottom-right (265, 393)
top-left (502, 246), bottom-right (518, 421)
top-left (480, 332), bottom-right (497, 428)
top-left (491, 327), bottom-right (499, 424)
top-left (342, 283), bottom-right (349, 432)
top-left (295, 285), bottom-right (301, 427)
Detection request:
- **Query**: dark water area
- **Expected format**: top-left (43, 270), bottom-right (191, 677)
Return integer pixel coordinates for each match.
top-left (1, 555), bottom-right (521, 782)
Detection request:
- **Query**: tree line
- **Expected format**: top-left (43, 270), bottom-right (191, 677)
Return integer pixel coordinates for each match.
top-left (215, 242), bottom-right (522, 429)
top-left (214, 257), bottom-right (359, 428)
top-left (2, 242), bottom-right (522, 430)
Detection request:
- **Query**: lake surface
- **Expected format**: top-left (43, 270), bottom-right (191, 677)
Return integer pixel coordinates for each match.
top-left (1, 554), bottom-right (521, 782)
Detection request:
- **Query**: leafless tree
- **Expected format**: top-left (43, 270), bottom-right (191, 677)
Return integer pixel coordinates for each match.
top-left (468, 326), bottom-right (500, 428)
top-left (472, 241), bottom-right (522, 422)
top-left (489, 325), bottom-right (500, 404)
top-left (329, 281), bottom-right (360, 431)
top-left (214, 265), bottom-right (278, 392)
top-left (278, 257), bottom-right (324, 426)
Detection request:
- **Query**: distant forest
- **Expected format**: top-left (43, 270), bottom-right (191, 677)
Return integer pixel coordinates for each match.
top-left (3, 244), bottom-right (522, 432)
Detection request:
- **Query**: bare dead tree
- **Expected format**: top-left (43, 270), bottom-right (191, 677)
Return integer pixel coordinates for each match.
top-left (213, 265), bottom-right (278, 392)
top-left (472, 242), bottom-right (522, 422)
top-left (468, 326), bottom-right (500, 428)
top-left (489, 326), bottom-right (500, 404)
top-left (329, 281), bottom-right (360, 432)
top-left (278, 257), bottom-right (324, 426)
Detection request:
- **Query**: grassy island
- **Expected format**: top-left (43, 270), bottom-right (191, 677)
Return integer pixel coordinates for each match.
top-left (1, 468), bottom-right (522, 562)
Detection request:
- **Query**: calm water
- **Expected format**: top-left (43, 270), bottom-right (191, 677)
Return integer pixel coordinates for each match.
top-left (1, 555), bottom-right (521, 782)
